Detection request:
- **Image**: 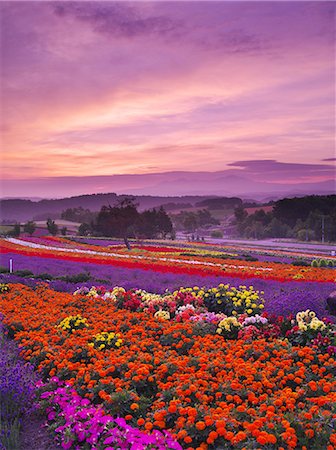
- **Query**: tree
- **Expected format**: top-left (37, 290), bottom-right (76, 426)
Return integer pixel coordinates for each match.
top-left (234, 206), bottom-right (248, 223)
top-left (265, 218), bottom-right (291, 238)
top-left (23, 221), bottom-right (36, 236)
top-left (297, 229), bottom-right (314, 241)
top-left (155, 207), bottom-right (173, 238)
top-left (94, 198), bottom-right (139, 240)
top-left (273, 195), bottom-right (336, 227)
top-left (136, 207), bottom-right (173, 239)
top-left (197, 209), bottom-right (220, 227)
top-left (182, 213), bottom-right (198, 233)
top-left (9, 223), bottom-right (21, 237)
top-left (93, 201), bottom-right (174, 242)
top-left (61, 207), bottom-right (96, 224)
top-left (46, 218), bottom-right (58, 236)
top-left (61, 227), bottom-right (67, 236)
top-left (78, 223), bottom-right (92, 236)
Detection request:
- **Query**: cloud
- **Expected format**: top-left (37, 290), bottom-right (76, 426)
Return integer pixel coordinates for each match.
top-left (53, 2), bottom-right (182, 39)
top-left (51, 2), bottom-right (271, 55)
top-left (227, 160), bottom-right (335, 183)
top-left (1, 2), bottom-right (334, 187)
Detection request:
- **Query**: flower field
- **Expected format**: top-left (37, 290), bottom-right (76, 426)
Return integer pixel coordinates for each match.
top-left (1, 237), bottom-right (335, 283)
top-left (0, 237), bottom-right (336, 449)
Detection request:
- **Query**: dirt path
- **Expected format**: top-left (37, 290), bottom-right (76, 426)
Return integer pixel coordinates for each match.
top-left (20, 411), bottom-right (59, 450)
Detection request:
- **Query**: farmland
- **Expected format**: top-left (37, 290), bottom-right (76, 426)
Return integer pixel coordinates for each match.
top-left (0, 236), bottom-right (335, 449)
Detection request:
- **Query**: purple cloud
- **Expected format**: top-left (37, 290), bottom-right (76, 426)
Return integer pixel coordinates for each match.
top-left (228, 160), bottom-right (335, 180)
top-left (1, 1), bottom-right (335, 196)
top-left (53, 2), bottom-right (182, 39)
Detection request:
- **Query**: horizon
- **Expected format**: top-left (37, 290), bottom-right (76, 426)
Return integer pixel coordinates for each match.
top-left (1, 1), bottom-right (335, 198)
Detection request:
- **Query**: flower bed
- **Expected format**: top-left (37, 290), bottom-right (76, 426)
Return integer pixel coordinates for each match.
top-left (0, 283), bottom-right (335, 449)
top-left (1, 237), bottom-right (335, 282)
top-left (1, 250), bottom-right (335, 321)
top-left (0, 314), bottom-right (37, 449)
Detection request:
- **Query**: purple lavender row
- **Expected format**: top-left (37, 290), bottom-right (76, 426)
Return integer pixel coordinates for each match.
top-left (0, 316), bottom-right (38, 449)
top-left (1, 253), bottom-right (334, 321)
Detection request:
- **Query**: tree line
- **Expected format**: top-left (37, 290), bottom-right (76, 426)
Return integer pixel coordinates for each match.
top-left (234, 195), bottom-right (336, 241)
top-left (74, 199), bottom-right (173, 240)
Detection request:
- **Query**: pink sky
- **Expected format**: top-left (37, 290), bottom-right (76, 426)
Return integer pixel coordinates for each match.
top-left (1, 1), bottom-right (335, 198)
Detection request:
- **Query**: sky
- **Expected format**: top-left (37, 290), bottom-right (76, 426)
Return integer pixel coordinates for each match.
top-left (0, 1), bottom-right (335, 198)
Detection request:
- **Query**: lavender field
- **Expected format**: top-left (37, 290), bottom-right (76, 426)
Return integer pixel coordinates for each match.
top-left (1, 251), bottom-right (334, 321)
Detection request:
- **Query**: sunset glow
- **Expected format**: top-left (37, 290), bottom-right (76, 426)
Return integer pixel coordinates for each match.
top-left (1, 1), bottom-right (335, 197)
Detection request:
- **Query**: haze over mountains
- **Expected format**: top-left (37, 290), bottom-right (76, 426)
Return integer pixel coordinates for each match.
top-left (2, 168), bottom-right (335, 202)
top-left (1, 177), bottom-right (335, 223)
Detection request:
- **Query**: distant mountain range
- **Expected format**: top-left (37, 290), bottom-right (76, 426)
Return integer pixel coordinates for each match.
top-left (0, 188), bottom-right (334, 224)
top-left (2, 170), bottom-right (335, 201)
top-left (1, 170), bottom-right (335, 222)
top-left (119, 173), bottom-right (335, 198)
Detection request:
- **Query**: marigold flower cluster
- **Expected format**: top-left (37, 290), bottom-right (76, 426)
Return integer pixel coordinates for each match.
top-left (57, 314), bottom-right (88, 332)
top-left (0, 283), bottom-right (9, 293)
top-left (0, 284), bottom-right (335, 450)
top-left (89, 331), bottom-right (123, 350)
top-left (202, 284), bottom-right (265, 316)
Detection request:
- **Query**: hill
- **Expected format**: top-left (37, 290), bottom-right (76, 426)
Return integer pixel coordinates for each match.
top-left (0, 193), bottom-right (222, 223)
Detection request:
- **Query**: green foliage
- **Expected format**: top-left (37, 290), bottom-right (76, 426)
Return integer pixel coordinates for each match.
top-left (13, 269), bottom-right (34, 277)
top-left (196, 197), bottom-right (242, 209)
top-left (273, 195), bottom-right (335, 227)
top-left (23, 220), bottom-right (36, 236)
top-left (243, 254), bottom-right (258, 262)
top-left (94, 199), bottom-right (173, 239)
top-left (61, 206), bottom-right (97, 224)
top-left (36, 273), bottom-right (53, 280)
top-left (78, 222), bottom-right (92, 236)
top-left (211, 230), bottom-right (223, 238)
top-left (58, 272), bottom-right (91, 283)
top-left (297, 228), bottom-right (315, 241)
top-left (173, 209), bottom-right (219, 232)
top-left (234, 206), bottom-right (248, 224)
top-left (46, 218), bottom-right (58, 236)
top-left (310, 259), bottom-right (334, 268)
top-left (233, 195), bottom-right (336, 242)
top-left (291, 259), bottom-right (310, 267)
top-left (136, 206), bottom-right (173, 238)
top-left (7, 223), bottom-right (20, 237)
top-left (0, 417), bottom-right (21, 450)
top-left (60, 226), bottom-right (67, 236)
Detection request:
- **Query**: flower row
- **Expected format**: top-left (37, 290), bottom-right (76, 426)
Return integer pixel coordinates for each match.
top-left (1, 237), bottom-right (335, 282)
top-left (1, 284), bottom-right (336, 449)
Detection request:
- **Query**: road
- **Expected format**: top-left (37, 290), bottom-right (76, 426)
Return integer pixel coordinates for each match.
top-left (175, 234), bottom-right (336, 256)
